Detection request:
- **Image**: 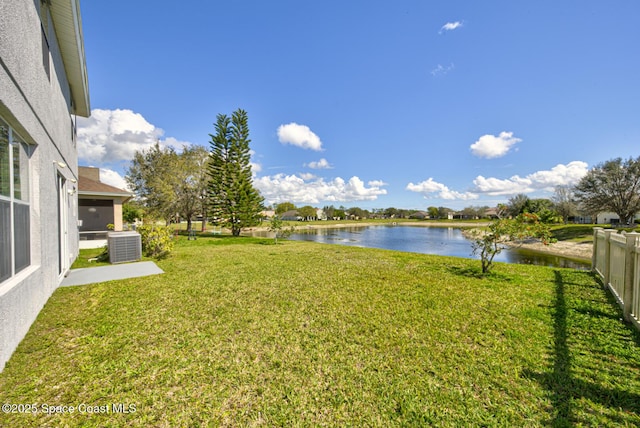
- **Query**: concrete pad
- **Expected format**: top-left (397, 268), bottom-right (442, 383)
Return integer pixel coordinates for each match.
top-left (60, 261), bottom-right (164, 287)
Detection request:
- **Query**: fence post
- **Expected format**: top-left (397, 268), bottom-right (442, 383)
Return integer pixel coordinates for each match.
top-left (603, 229), bottom-right (615, 287)
top-left (592, 227), bottom-right (602, 271)
top-left (623, 232), bottom-right (640, 322)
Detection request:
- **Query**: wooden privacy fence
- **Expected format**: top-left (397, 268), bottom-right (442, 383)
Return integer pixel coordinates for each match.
top-left (592, 227), bottom-right (640, 331)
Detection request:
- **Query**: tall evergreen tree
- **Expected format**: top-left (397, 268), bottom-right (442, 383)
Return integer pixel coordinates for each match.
top-left (207, 109), bottom-right (264, 236)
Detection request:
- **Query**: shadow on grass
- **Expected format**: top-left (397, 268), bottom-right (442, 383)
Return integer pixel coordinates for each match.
top-left (174, 233), bottom-right (272, 246)
top-left (446, 265), bottom-right (514, 282)
top-left (551, 225), bottom-right (595, 241)
top-left (591, 273), bottom-right (640, 349)
top-left (446, 266), bottom-right (485, 279)
top-left (524, 270), bottom-right (640, 426)
top-left (550, 269), bottom-right (571, 424)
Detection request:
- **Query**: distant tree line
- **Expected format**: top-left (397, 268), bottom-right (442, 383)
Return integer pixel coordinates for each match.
top-left (270, 198), bottom-right (575, 224)
top-left (272, 204), bottom-right (445, 221)
top-left (271, 155), bottom-right (640, 226)
top-left (124, 118), bottom-right (640, 234)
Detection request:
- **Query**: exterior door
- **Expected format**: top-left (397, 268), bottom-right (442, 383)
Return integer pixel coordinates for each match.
top-left (57, 173), bottom-right (68, 275)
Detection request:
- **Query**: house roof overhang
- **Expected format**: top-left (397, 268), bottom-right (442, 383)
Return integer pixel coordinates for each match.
top-left (78, 191), bottom-right (133, 203)
top-left (78, 176), bottom-right (134, 203)
top-left (50, 0), bottom-right (90, 117)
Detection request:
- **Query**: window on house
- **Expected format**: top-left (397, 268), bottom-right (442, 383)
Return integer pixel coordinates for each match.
top-left (0, 124), bottom-right (10, 282)
top-left (0, 117), bottom-right (31, 283)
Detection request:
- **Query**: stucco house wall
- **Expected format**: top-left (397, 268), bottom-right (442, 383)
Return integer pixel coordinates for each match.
top-left (0, 0), bottom-right (90, 370)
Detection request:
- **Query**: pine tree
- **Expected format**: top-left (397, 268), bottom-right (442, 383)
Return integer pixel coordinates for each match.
top-left (207, 109), bottom-right (264, 236)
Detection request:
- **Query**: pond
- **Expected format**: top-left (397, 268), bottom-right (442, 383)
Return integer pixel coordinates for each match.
top-left (268, 225), bottom-right (590, 270)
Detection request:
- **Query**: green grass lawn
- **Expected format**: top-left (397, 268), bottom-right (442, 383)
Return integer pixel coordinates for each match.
top-left (1, 236), bottom-right (639, 426)
top-left (550, 223), bottom-right (640, 244)
top-left (71, 246), bottom-right (111, 268)
top-left (549, 224), bottom-right (598, 243)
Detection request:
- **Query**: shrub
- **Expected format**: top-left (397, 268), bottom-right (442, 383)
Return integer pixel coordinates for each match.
top-left (137, 224), bottom-right (174, 258)
top-left (469, 213), bottom-right (555, 274)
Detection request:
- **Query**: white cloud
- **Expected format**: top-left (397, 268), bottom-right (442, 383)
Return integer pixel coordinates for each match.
top-left (527, 161), bottom-right (589, 187)
top-left (306, 158), bottom-right (332, 169)
top-left (472, 175), bottom-right (533, 196)
top-left (254, 174), bottom-right (387, 204)
top-left (277, 123), bottom-right (323, 151)
top-left (473, 161), bottom-right (589, 195)
top-left (406, 178), bottom-right (479, 201)
top-left (299, 172), bottom-right (316, 180)
top-left (250, 162), bottom-right (262, 175)
top-left (470, 131), bottom-right (521, 159)
top-left (431, 63), bottom-right (455, 76)
top-left (248, 150), bottom-right (262, 175)
top-left (439, 21), bottom-right (463, 34)
top-left (98, 168), bottom-right (130, 191)
top-left (77, 109), bottom-right (188, 164)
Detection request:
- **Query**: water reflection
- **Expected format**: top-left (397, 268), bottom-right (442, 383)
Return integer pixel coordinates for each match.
top-left (258, 225), bottom-right (590, 270)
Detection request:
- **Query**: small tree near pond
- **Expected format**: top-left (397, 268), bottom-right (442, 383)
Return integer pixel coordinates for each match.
top-left (267, 215), bottom-right (296, 244)
top-left (469, 213), bottom-right (555, 274)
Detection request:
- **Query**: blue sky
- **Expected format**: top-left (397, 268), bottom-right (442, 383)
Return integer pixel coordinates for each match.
top-left (77, 1), bottom-right (640, 210)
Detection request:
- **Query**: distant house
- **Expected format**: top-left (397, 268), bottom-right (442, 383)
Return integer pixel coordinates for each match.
top-left (281, 210), bottom-right (302, 221)
top-left (78, 167), bottom-right (133, 248)
top-left (484, 208), bottom-right (500, 219)
top-left (596, 212), bottom-right (640, 225)
top-left (0, 0), bottom-right (90, 370)
top-left (571, 215), bottom-right (594, 224)
top-left (316, 208), bottom-right (327, 221)
top-left (261, 209), bottom-right (275, 219)
top-left (409, 211), bottom-right (430, 220)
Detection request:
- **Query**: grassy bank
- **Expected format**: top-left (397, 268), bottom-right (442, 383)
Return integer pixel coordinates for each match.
top-left (550, 224), bottom-right (597, 243)
top-left (1, 237), bottom-right (639, 426)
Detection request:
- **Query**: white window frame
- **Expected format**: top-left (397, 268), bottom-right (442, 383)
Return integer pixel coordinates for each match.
top-left (0, 116), bottom-right (31, 284)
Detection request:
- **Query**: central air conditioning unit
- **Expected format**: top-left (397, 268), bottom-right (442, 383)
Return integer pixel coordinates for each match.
top-left (107, 231), bottom-right (142, 264)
